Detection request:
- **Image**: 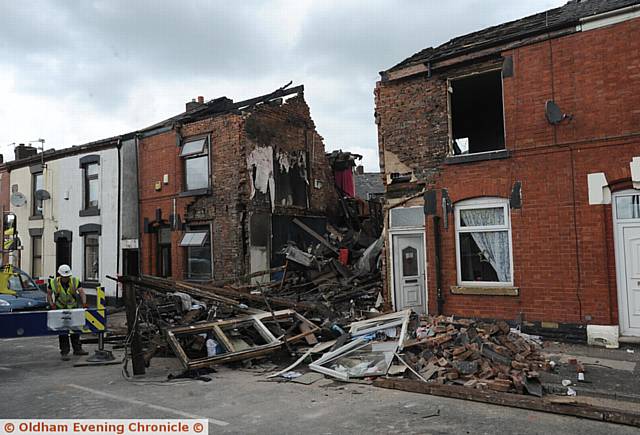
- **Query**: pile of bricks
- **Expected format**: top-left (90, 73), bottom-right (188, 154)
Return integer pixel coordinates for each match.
top-left (403, 316), bottom-right (549, 395)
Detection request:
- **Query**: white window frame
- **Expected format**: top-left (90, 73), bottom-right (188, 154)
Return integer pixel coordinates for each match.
top-left (181, 135), bottom-right (210, 192)
top-left (454, 197), bottom-right (513, 287)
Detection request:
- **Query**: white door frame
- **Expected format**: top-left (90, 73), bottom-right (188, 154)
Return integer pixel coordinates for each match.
top-left (612, 189), bottom-right (640, 337)
top-left (388, 228), bottom-right (428, 313)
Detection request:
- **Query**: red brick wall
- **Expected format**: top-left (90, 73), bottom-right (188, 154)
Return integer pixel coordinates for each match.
top-left (377, 18), bottom-right (640, 325)
top-left (138, 114), bottom-right (243, 281)
top-left (138, 94), bottom-right (335, 282)
top-left (138, 129), bottom-right (186, 279)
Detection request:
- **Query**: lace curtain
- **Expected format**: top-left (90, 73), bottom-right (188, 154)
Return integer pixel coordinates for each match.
top-left (460, 208), bottom-right (511, 282)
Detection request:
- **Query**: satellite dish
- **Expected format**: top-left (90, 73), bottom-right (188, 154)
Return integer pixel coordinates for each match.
top-left (545, 100), bottom-right (572, 125)
top-left (10, 192), bottom-right (26, 207)
top-left (35, 189), bottom-right (51, 200)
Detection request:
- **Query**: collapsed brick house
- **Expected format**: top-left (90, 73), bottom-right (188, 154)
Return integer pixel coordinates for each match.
top-left (376, 0), bottom-right (640, 341)
top-left (138, 85), bottom-right (336, 283)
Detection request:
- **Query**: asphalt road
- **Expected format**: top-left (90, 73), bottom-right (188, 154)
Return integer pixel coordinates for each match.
top-left (0, 336), bottom-right (637, 434)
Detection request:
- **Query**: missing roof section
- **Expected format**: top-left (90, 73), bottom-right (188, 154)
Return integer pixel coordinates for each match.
top-left (450, 70), bottom-right (505, 156)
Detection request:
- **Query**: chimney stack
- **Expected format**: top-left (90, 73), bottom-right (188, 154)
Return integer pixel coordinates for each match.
top-left (356, 165), bottom-right (364, 175)
top-left (186, 96), bottom-right (206, 111)
top-left (14, 143), bottom-right (38, 161)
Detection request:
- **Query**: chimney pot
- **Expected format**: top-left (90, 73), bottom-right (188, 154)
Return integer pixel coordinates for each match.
top-left (197, 96), bottom-right (204, 104)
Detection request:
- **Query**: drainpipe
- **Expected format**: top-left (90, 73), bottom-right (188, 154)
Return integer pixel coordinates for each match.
top-left (135, 135), bottom-right (142, 276)
top-left (116, 139), bottom-right (122, 302)
top-left (433, 215), bottom-right (444, 315)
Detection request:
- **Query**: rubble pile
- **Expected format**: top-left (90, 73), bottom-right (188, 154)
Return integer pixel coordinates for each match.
top-left (230, 224), bottom-right (385, 321)
top-left (400, 315), bottom-right (549, 396)
top-left (122, 272), bottom-right (550, 399)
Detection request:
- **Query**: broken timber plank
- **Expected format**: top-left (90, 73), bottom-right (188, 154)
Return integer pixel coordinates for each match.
top-left (293, 218), bottom-right (339, 255)
top-left (373, 378), bottom-right (640, 428)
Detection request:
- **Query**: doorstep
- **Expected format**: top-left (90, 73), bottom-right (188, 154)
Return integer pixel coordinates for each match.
top-left (619, 336), bottom-right (640, 344)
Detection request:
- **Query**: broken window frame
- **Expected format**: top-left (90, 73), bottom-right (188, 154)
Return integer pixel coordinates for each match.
top-left (454, 198), bottom-right (513, 287)
top-left (181, 135), bottom-right (210, 192)
top-left (447, 68), bottom-right (506, 157)
top-left (309, 310), bottom-right (410, 381)
top-left (166, 309), bottom-right (319, 369)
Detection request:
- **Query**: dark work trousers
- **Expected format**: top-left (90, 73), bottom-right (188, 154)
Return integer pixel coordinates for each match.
top-left (58, 333), bottom-right (82, 355)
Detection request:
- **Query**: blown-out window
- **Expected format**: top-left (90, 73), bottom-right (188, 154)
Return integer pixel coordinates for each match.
top-left (450, 70), bottom-right (505, 155)
top-left (455, 198), bottom-right (513, 286)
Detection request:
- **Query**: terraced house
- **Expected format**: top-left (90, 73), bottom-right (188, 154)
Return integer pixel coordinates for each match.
top-left (375, 0), bottom-right (640, 341)
top-left (5, 137), bottom-right (140, 300)
top-left (137, 85), bottom-right (336, 283)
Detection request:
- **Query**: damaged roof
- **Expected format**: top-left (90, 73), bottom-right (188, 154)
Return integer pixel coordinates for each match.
top-left (355, 172), bottom-right (384, 200)
top-left (140, 84), bottom-right (304, 136)
top-left (386, 0), bottom-right (640, 74)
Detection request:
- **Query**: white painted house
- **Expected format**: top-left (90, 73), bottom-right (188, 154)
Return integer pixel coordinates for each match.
top-left (7, 136), bottom-right (139, 299)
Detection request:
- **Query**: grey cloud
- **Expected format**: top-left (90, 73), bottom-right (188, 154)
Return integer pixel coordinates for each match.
top-left (0, 1), bottom-right (566, 170)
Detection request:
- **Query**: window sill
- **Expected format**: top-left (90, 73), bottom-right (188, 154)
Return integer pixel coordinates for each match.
top-left (445, 149), bottom-right (510, 165)
top-left (179, 188), bottom-right (210, 198)
top-left (79, 208), bottom-right (100, 217)
top-left (450, 285), bottom-right (519, 296)
top-left (29, 215), bottom-right (43, 221)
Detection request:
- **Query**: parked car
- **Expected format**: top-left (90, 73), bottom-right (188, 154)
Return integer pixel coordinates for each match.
top-left (0, 266), bottom-right (48, 313)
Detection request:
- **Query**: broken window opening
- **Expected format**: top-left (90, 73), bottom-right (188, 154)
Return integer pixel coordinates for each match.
top-left (455, 198), bottom-right (512, 286)
top-left (274, 151), bottom-right (308, 208)
top-left (450, 70), bottom-right (505, 155)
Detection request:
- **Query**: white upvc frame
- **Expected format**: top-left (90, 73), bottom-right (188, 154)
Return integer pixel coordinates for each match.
top-left (612, 189), bottom-right (640, 336)
top-left (454, 197), bottom-right (514, 287)
top-left (387, 206), bottom-right (428, 313)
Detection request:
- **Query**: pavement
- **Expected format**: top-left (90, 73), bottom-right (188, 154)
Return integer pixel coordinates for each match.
top-left (1, 335), bottom-right (639, 434)
top-left (540, 340), bottom-right (640, 404)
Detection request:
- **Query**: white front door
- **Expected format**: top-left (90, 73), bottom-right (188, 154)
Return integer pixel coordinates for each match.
top-left (614, 191), bottom-right (640, 336)
top-left (621, 226), bottom-right (640, 334)
top-left (392, 233), bottom-right (426, 314)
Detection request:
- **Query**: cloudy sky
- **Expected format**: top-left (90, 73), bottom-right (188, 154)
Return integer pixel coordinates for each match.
top-left (0, 0), bottom-right (565, 171)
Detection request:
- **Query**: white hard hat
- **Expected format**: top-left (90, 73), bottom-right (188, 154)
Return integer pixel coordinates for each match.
top-left (57, 264), bottom-right (72, 277)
